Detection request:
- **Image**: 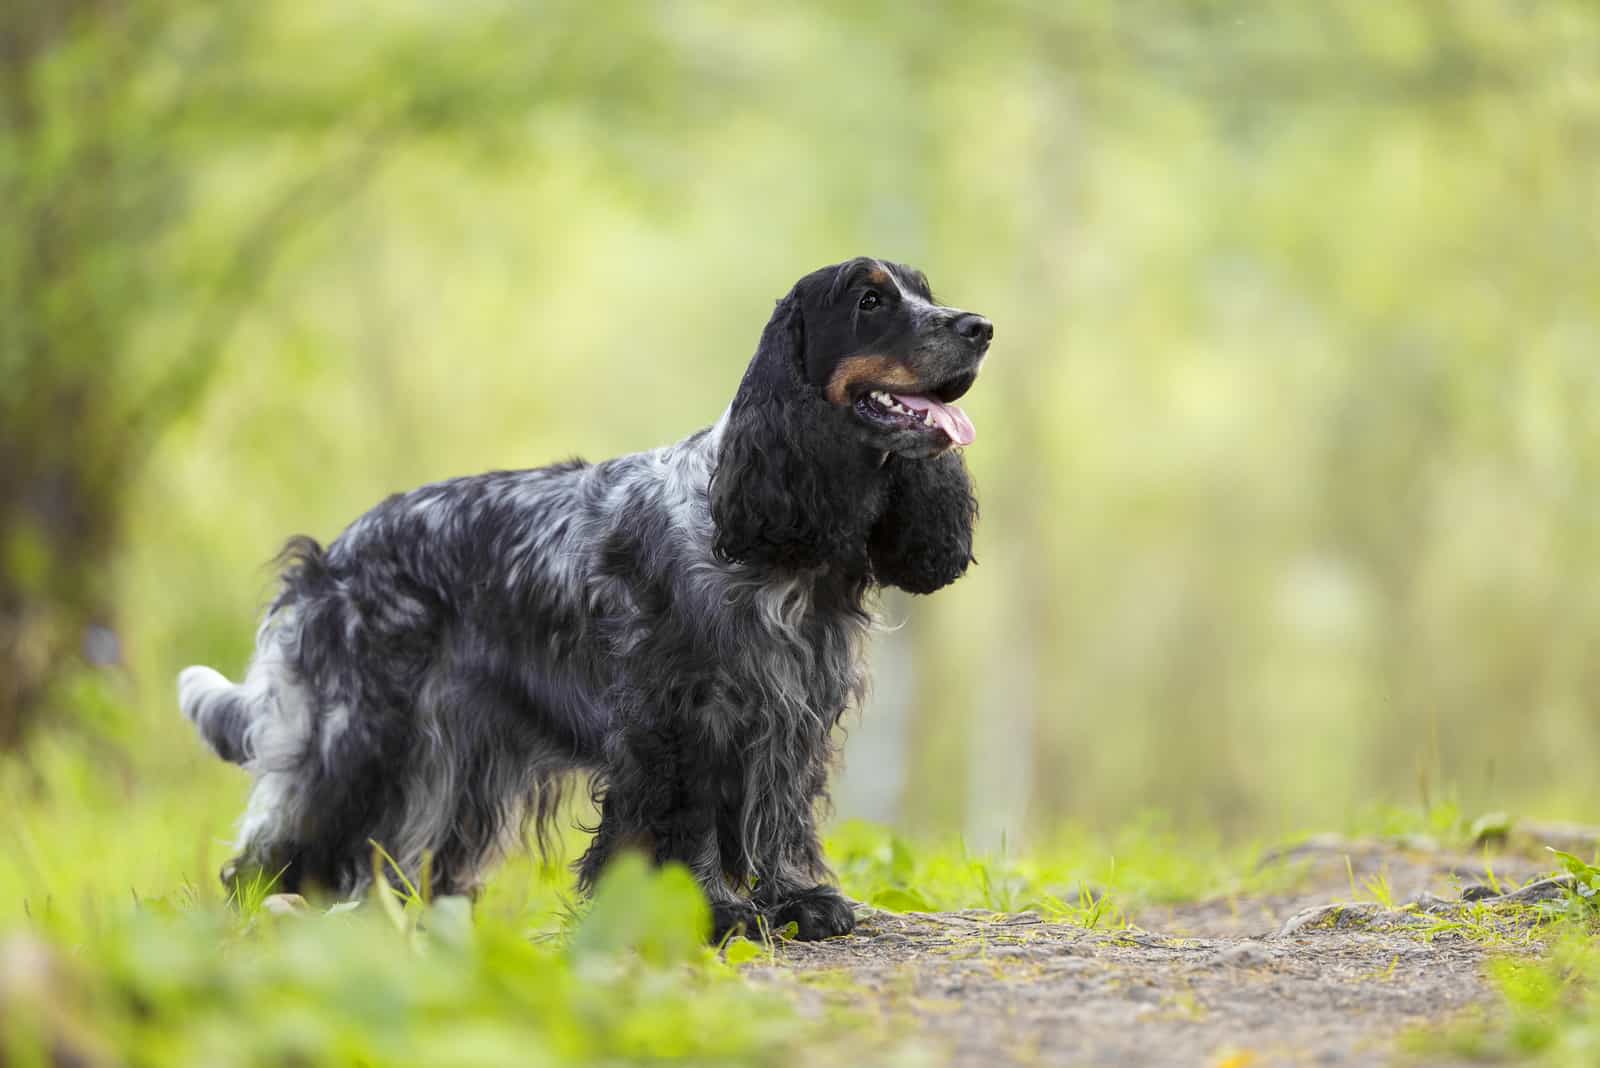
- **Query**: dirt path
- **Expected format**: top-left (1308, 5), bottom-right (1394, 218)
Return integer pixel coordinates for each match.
top-left (756, 838), bottom-right (1574, 1067)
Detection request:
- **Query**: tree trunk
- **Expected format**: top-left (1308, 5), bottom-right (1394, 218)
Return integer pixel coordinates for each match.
top-left (0, 0), bottom-right (132, 740)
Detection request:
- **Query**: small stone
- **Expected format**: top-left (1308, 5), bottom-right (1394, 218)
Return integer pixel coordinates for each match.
top-left (262, 893), bottom-right (311, 917)
top-left (988, 945), bottom-right (1049, 961)
top-left (1408, 891), bottom-right (1456, 912)
top-left (0, 935), bottom-right (60, 999)
top-left (1214, 941), bottom-right (1276, 968)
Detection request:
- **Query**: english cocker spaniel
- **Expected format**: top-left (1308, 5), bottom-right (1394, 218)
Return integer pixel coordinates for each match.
top-left (179, 257), bottom-right (991, 940)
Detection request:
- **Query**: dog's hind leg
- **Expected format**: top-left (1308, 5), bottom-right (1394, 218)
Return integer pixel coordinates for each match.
top-left (222, 771), bottom-right (309, 896)
top-left (422, 761), bottom-right (567, 901)
top-left (180, 612), bottom-right (328, 898)
top-left (369, 679), bottom-right (576, 900)
top-left (219, 715), bottom-right (320, 899)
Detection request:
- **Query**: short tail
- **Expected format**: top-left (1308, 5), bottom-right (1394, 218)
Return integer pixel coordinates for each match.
top-left (179, 666), bottom-right (258, 765)
top-left (181, 536), bottom-right (327, 766)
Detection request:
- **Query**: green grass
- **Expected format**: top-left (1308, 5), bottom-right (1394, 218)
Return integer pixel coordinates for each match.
top-left (829, 818), bottom-right (1287, 928)
top-left (0, 720), bottom-right (860, 1066)
top-left (1407, 924), bottom-right (1600, 1064)
top-left (1405, 852), bottom-right (1600, 1061)
top-left (0, 713), bottom-right (879, 1066)
top-left (12, 703), bottom-right (1595, 1067)
top-left (2, 853), bottom-right (857, 1068)
top-left (0, 704), bottom-right (1305, 1065)
top-left (1343, 798), bottom-right (1478, 845)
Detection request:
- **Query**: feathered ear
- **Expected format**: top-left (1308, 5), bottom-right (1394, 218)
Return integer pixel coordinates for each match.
top-left (867, 451), bottom-right (978, 594)
top-left (711, 293), bottom-right (886, 570)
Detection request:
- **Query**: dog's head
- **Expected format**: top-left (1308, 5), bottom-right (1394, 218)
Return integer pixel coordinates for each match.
top-left (711, 259), bottom-right (987, 575)
top-left (790, 257), bottom-right (990, 459)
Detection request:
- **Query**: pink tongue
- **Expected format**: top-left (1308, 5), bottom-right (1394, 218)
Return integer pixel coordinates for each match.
top-left (892, 393), bottom-right (976, 446)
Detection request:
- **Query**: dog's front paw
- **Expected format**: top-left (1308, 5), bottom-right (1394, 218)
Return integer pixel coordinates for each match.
top-left (710, 900), bottom-right (763, 943)
top-left (771, 887), bottom-right (857, 941)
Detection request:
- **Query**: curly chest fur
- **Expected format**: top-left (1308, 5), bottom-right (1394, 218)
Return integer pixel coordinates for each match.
top-left (590, 445), bottom-right (874, 752)
top-left (720, 574), bottom-right (873, 738)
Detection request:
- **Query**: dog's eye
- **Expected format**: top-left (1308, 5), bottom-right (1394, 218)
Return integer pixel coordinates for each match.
top-left (859, 291), bottom-right (881, 311)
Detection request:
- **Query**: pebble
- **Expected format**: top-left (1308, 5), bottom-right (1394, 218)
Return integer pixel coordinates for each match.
top-left (1214, 941), bottom-right (1277, 968)
top-left (262, 893), bottom-right (311, 917)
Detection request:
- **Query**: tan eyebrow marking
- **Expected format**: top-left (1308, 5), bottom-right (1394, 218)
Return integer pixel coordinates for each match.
top-left (865, 267), bottom-right (891, 287)
top-left (825, 354), bottom-right (922, 405)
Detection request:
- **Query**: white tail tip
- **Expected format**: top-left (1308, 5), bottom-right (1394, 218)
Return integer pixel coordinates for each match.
top-left (178, 665), bottom-right (231, 721)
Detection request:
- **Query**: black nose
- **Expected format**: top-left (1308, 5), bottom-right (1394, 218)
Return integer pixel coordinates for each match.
top-left (952, 313), bottom-right (993, 346)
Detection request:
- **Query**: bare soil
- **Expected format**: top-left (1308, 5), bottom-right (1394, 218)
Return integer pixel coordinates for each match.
top-left (754, 836), bottom-right (1582, 1067)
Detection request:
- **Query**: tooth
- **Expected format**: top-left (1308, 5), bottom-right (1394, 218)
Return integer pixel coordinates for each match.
top-left (923, 411), bottom-right (935, 426)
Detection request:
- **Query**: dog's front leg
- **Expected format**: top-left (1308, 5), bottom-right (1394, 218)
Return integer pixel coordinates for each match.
top-left (576, 721), bottom-right (760, 941)
top-left (753, 854), bottom-right (857, 940)
top-left (745, 775), bottom-right (857, 941)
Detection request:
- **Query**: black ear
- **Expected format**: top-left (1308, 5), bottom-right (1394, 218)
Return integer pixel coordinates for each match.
top-left (711, 293), bottom-right (886, 571)
top-left (867, 451), bottom-right (977, 594)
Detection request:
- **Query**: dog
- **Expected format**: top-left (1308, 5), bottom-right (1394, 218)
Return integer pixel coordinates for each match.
top-left (179, 257), bottom-right (990, 940)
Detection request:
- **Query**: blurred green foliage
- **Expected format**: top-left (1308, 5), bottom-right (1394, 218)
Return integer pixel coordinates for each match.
top-left (0, 0), bottom-right (701, 737)
top-left (0, 855), bottom-right (856, 1068)
top-left (0, 738), bottom-right (1239, 1066)
top-left (2, 0), bottom-right (1598, 858)
top-left (826, 818), bottom-right (1287, 925)
top-left (1417, 923), bottom-right (1600, 1062)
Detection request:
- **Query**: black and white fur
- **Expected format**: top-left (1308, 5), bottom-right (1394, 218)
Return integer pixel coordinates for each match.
top-left (179, 258), bottom-right (991, 940)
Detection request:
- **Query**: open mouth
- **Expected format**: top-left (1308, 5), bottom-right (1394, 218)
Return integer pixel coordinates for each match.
top-left (854, 388), bottom-right (976, 446)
